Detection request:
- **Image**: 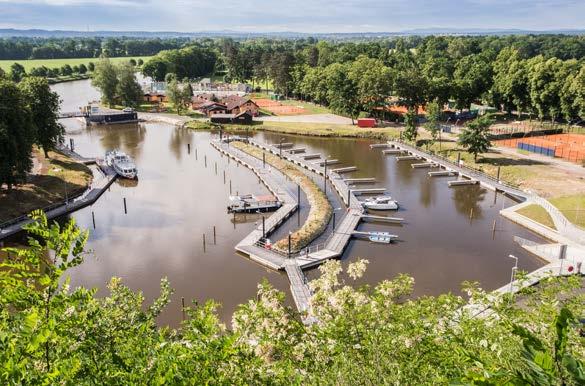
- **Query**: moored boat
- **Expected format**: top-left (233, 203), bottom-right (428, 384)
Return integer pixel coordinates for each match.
top-left (105, 150), bottom-right (138, 179)
top-left (228, 194), bottom-right (282, 213)
top-left (362, 196), bottom-right (399, 210)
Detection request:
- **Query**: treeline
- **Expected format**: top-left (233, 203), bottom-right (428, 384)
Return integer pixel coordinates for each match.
top-left (0, 75), bottom-right (63, 189)
top-left (0, 37), bottom-right (189, 60)
top-left (142, 44), bottom-right (217, 80)
top-left (213, 36), bottom-right (585, 123)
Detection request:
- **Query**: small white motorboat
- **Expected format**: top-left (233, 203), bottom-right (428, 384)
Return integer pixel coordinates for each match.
top-left (362, 196), bottom-right (399, 210)
top-left (368, 231), bottom-right (398, 244)
top-left (105, 150), bottom-right (138, 179)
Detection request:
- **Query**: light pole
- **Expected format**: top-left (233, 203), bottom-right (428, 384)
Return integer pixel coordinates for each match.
top-left (332, 207), bottom-right (341, 231)
top-left (508, 254), bottom-right (518, 298)
top-left (323, 155), bottom-right (330, 194)
top-left (279, 137), bottom-right (285, 158)
top-left (288, 231), bottom-right (292, 258)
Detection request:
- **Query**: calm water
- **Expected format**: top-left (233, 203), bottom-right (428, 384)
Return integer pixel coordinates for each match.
top-left (8, 79), bottom-right (546, 326)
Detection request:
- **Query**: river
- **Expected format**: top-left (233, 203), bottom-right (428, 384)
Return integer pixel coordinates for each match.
top-left (25, 79), bottom-right (546, 325)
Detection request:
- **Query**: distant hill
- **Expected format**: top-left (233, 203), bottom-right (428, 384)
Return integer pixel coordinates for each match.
top-left (0, 28), bottom-right (583, 39)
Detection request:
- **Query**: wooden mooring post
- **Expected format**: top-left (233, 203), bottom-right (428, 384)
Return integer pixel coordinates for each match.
top-left (204, 155), bottom-right (207, 167)
top-left (123, 198), bottom-right (127, 214)
top-left (229, 180), bottom-right (232, 194)
top-left (181, 297), bottom-right (185, 321)
top-left (92, 211), bottom-right (96, 229)
top-left (213, 226), bottom-right (217, 245)
top-left (187, 143), bottom-right (191, 154)
top-left (223, 170), bottom-right (226, 184)
top-left (203, 234), bottom-right (206, 252)
top-left (215, 162), bottom-right (217, 175)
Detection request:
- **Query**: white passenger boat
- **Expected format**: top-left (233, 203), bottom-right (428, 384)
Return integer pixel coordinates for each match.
top-left (362, 196), bottom-right (399, 210)
top-left (105, 150), bottom-right (138, 179)
top-left (228, 194), bottom-right (282, 213)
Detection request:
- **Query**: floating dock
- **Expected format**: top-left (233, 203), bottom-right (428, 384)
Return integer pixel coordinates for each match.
top-left (352, 188), bottom-right (386, 195)
top-left (428, 170), bottom-right (458, 177)
top-left (361, 215), bottom-right (404, 224)
top-left (411, 162), bottom-right (439, 168)
top-left (275, 142), bottom-right (294, 148)
top-left (396, 155), bottom-right (421, 161)
top-left (331, 166), bottom-right (357, 173)
top-left (287, 148), bottom-right (306, 154)
top-left (370, 143), bottom-right (389, 149)
top-left (448, 179), bottom-right (479, 187)
top-left (303, 153), bottom-right (321, 160)
top-left (313, 159), bottom-right (340, 166)
top-left (382, 149), bottom-right (404, 155)
top-left (344, 177), bottom-right (376, 184)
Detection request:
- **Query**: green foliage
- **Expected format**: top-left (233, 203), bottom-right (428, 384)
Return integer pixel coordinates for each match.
top-left (9, 62), bottom-right (25, 82)
top-left (0, 78), bottom-right (35, 189)
top-left (166, 74), bottom-right (192, 114)
top-left (458, 114), bottom-right (493, 161)
top-left (115, 62), bottom-right (143, 108)
top-left (91, 56), bottom-right (118, 107)
top-left (324, 62), bottom-right (361, 123)
top-left (424, 101), bottom-right (442, 142)
top-left (0, 215), bottom-right (584, 384)
top-left (18, 76), bottom-right (64, 157)
top-left (403, 107), bottom-right (418, 141)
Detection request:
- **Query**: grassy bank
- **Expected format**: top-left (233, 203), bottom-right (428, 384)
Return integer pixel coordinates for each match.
top-left (231, 141), bottom-right (332, 252)
top-left (0, 149), bottom-right (93, 223)
top-left (187, 120), bottom-right (402, 140)
top-left (0, 56), bottom-right (153, 72)
top-left (516, 205), bottom-right (557, 230)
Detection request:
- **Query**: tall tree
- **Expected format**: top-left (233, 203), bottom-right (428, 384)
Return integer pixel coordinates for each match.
top-left (453, 54), bottom-right (492, 110)
top-left (0, 79), bottom-right (35, 190)
top-left (166, 74), bottom-right (191, 114)
top-left (348, 55), bottom-right (393, 115)
top-left (403, 108), bottom-right (418, 141)
top-left (9, 63), bottom-right (26, 82)
top-left (325, 63), bottom-right (361, 124)
top-left (116, 63), bottom-right (143, 108)
top-left (91, 56), bottom-right (119, 107)
top-left (18, 77), bottom-right (63, 158)
top-left (424, 101), bottom-right (442, 143)
top-left (458, 114), bottom-right (493, 161)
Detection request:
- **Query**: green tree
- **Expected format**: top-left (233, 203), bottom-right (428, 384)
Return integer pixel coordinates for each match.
top-left (0, 78), bottom-right (35, 190)
top-left (137, 58), bottom-right (144, 66)
top-left (116, 63), bottom-right (143, 108)
top-left (142, 57), bottom-right (169, 81)
top-left (403, 107), bottom-right (418, 141)
top-left (166, 74), bottom-right (191, 114)
top-left (78, 63), bottom-right (87, 74)
top-left (72, 65), bottom-right (80, 74)
top-left (88, 61), bottom-right (95, 72)
top-left (60, 64), bottom-right (73, 76)
top-left (424, 101), bottom-right (442, 143)
top-left (10, 62), bottom-right (26, 82)
top-left (458, 114), bottom-right (493, 161)
top-left (492, 47), bottom-right (530, 116)
top-left (91, 56), bottom-right (119, 107)
top-left (348, 55), bottom-right (393, 115)
top-left (129, 58), bottom-right (137, 66)
top-left (325, 62), bottom-right (361, 124)
top-left (453, 54), bottom-right (492, 110)
top-left (18, 77), bottom-right (64, 158)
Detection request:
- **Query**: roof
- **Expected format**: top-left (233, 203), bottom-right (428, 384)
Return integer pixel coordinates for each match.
top-left (222, 96), bottom-right (257, 112)
top-left (199, 101), bottom-right (227, 110)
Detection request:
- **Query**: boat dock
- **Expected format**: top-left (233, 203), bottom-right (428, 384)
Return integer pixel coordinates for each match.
top-left (212, 138), bottom-right (395, 317)
top-left (331, 166), bottom-right (358, 173)
top-left (344, 177), bottom-right (376, 184)
top-left (351, 188), bottom-right (386, 195)
top-left (303, 153), bottom-right (321, 160)
top-left (0, 160), bottom-right (117, 241)
top-left (361, 215), bottom-right (404, 224)
top-left (385, 140), bottom-right (529, 201)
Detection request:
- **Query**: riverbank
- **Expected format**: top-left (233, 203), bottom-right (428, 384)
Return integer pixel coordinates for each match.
top-left (187, 120), bottom-right (402, 140)
top-left (231, 141), bottom-right (332, 252)
top-left (0, 148), bottom-right (93, 224)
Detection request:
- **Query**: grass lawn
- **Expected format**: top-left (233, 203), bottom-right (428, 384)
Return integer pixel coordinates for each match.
top-left (187, 120), bottom-right (402, 140)
top-left (549, 194), bottom-right (585, 228)
top-left (516, 205), bottom-right (557, 230)
top-left (0, 148), bottom-right (92, 223)
top-left (0, 56), bottom-right (153, 72)
top-left (277, 99), bottom-right (331, 114)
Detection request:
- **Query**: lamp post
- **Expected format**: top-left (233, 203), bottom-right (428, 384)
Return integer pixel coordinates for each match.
top-left (332, 207), bottom-right (341, 231)
top-left (279, 137), bottom-right (285, 158)
top-left (508, 254), bottom-right (518, 299)
top-left (323, 155), bottom-right (330, 194)
top-left (288, 231), bottom-right (292, 258)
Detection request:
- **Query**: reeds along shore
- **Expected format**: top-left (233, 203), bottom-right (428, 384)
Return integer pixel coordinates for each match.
top-left (231, 141), bottom-right (332, 252)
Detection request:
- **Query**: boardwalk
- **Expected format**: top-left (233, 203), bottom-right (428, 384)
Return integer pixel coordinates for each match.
top-left (212, 138), bottom-right (373, 315)
top-left (0, 162), bottom-right (117, 240)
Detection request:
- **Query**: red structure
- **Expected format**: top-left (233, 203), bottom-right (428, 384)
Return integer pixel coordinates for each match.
top-left (357, 118), bottom-right (376, 128)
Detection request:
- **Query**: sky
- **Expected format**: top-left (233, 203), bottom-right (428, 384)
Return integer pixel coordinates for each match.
top-left (0, 0), bottom-right (584, 33)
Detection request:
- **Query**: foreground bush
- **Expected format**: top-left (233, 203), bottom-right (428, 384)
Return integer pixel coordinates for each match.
top-left (1, 212), bottom-right (583, 384)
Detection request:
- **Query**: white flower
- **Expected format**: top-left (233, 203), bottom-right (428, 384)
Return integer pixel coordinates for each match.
top-left (347, 259), bottom-right (369, 280)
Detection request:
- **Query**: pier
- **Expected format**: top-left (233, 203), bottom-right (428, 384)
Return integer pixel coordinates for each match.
top-left (303, 153), bottom-right (321, 160)
top-left (411, 162), bottom-right (439, 168)
top-left (331, 166), bottom-right (358, 173)
top-left (212, 138), bottom-right (384, 318)
top-left (0, 157), bottom-right (117, 241)
top-left (344, 177), bottom-right (376, 184)
top-left (361, 215), bottom-right (404, 224)
top-left (351, 188), bottom-right (386, 195)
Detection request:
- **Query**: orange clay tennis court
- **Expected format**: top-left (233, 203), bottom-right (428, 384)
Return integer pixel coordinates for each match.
top-left (252, 98), bottom-right (307, 115)
top-left (495, 133), bottom-right (585, 163)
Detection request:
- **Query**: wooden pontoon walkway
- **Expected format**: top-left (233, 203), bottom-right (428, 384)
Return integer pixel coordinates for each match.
top-left (0, 161), bottom-right (117, 240)
top-left (212, 138), bottom-right (370, 316)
